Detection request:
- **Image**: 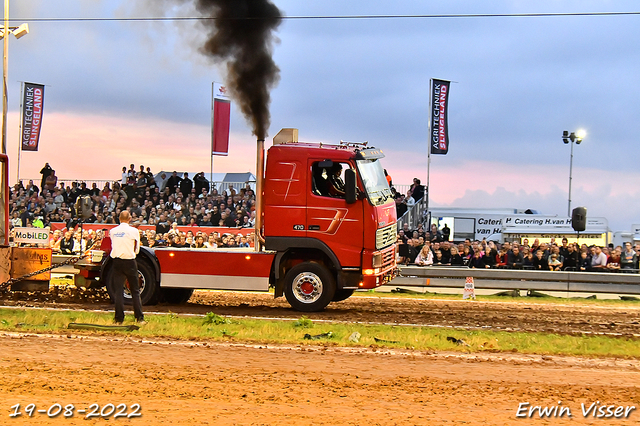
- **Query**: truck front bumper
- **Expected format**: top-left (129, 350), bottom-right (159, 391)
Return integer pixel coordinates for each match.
top-left (359, 244), bottom-right (397, 289)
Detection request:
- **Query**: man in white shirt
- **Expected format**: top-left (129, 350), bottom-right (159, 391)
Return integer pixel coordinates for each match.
top-left (405, 191), bottom-right (416, 208)
top-left (109, 211), bottom-right (145, 324)
top-left (121, 166), bottom-right (128, 185)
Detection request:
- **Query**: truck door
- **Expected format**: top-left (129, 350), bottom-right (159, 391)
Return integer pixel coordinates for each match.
top-left (307, 160), bottom-right (363, 267)
top-left (263, 157), bottom-right (306, 239)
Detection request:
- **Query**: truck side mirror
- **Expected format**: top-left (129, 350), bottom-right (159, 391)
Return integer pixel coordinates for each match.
top-left (345, 169), bottom-right (357, 204)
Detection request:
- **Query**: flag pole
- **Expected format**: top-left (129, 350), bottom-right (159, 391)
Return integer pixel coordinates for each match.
top-left (210, 82), bottom-right (214, 192)
top-left (425, 78), bottom-right (432, 226)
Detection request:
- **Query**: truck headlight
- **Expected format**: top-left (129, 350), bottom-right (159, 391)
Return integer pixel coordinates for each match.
top-left (372, 253), bottom-right (383, 268)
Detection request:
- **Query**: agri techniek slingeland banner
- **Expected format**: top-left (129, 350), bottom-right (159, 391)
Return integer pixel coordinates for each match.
top-left (21, 82), bottom-right (45, 152)
top-left (430, 79), bottom-right (450, 155)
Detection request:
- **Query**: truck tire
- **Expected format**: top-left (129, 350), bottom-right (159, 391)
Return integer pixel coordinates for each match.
top-left (161, 288), bottom-right (194, 305)
top-left (106, 259), bottom-right (160, 306)
top-left (284, 262), bottom-right (336, 312)
top-left (332, 289), bottom-right (354, 302)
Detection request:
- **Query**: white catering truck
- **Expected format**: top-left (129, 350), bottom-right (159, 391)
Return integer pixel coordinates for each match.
top-left (427, 207), bottom-right (610, 245)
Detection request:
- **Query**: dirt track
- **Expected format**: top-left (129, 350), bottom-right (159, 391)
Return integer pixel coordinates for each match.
top-left (2, 291), bottom-right (640, 425)
top-left (2, 289), bottom-right (640, 336)
top-left (1, 333), bottom-right (639, 425)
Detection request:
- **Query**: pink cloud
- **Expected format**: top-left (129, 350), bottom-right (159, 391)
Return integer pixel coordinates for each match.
top-left (8, 112), bottom-right (258, 184)
top-left (382, 150), bottom-right (640, 230)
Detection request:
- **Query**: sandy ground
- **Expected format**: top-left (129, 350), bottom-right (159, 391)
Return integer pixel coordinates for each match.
top-left (0, 333), bottom-right (639, 426)
top-left (2, 289), bottom-right (640, 425)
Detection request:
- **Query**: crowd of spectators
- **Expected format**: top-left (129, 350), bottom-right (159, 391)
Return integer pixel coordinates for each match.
top-left (8, 163), bottom-right (258, 251)
top-left (398, 223), bottom-right (639, 273)
top-left (8, 163), bottom-right (257, 231)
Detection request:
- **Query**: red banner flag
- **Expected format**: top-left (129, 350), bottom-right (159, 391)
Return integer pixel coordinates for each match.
top-left (212, 82), bottom-right (231, 156)
top-left (21, 82), bottom-right (45, 152)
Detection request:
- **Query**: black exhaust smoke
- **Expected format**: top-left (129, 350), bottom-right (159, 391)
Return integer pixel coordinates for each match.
top-left (191, 0), bottom-right (282, 140)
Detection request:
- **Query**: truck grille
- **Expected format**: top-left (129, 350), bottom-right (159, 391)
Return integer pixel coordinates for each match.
top-left (380, 245), bottom-right (396, 270)
top-left (376, 224), bottom-right (397, 250)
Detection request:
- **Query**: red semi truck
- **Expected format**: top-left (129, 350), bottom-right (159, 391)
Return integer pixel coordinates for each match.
top-left (86, 129), bottom-right (397, 311)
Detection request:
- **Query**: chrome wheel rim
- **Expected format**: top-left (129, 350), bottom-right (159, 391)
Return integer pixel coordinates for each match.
top-left (292, 272), bottom-right (323, 304)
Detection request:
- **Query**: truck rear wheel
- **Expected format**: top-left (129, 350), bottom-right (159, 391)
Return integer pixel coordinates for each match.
top-left (284, 262), bottom-right (336, 312)
top-left (106, 259), bottom-right (160, 306)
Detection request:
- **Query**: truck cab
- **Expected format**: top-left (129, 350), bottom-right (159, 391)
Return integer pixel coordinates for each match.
top-left (263, 130), bottom-right (397, 310)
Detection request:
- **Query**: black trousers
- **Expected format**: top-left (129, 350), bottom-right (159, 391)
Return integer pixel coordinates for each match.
top-left (111, 258), bottom-right (144, 322)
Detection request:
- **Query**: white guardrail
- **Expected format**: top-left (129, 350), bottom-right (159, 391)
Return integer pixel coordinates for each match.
top-left (393, 266), bottom-right (640, 295)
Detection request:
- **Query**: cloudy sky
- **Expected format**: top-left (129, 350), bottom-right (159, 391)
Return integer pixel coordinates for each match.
top-left (6, 0), bottom-right (640, 230)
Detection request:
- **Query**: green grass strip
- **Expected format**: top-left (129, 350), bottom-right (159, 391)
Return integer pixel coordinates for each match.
top-left (0, 307), bottom-right (638, 358)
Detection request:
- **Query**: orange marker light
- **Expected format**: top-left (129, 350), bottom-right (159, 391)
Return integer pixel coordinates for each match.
top-left (245, 255), bottom-right (251, 260)
top-left (169, 253), bottom-right (175, 257)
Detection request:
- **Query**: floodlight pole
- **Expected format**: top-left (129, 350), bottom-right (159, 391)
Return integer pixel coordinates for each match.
top-left (2, 0), bottom-right (9, 155)
top-left (567, 137), bottom-right (574, 216)
top-left (563, 130), bottom-right (584, 216)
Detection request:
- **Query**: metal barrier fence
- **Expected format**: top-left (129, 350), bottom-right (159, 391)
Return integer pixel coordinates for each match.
top-left (393, 184), bottom-right (410, 196)
top-left (393, 265), bottom-right (640, 295)
top-left (397, 198), bottom-right (426, 231)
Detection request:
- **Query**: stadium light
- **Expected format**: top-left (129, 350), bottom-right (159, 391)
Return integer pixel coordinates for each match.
top-left (562, 129), bottom-right (586, 216)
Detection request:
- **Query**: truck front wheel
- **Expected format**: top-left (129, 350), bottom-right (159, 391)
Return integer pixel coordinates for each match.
top-left (284, 262), bottom-right (336, 312)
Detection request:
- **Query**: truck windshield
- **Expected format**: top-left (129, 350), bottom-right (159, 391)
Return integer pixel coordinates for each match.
top-left (356, 159), bottom-right (393, 206)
